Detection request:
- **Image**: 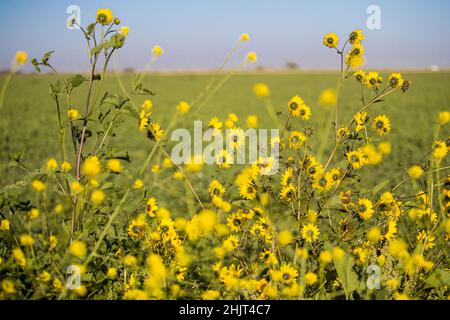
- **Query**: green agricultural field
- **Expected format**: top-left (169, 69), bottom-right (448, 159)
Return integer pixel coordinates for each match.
top-left (1, 71), bottom-right (449, 191)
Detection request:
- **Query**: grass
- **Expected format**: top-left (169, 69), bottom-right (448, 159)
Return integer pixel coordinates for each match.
top-left (1, 71), bottom-right (449, 193)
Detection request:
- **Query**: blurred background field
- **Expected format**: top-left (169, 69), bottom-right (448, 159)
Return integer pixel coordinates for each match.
top-left (1, 71), bottom-right (449, 195)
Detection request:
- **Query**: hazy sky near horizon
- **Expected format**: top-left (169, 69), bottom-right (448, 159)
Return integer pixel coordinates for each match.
top-left (0, 0), bottom-right (449, 72)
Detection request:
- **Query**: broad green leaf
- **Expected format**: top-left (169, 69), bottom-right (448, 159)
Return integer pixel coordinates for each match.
top-left (372, 180), bottom-right (389, 196)
top-left (424, 269), bottom-right (450, 288)
top-left (70, 74), bottom-right (87, 89)
top-left (325, 243), bottom-right (359, 299)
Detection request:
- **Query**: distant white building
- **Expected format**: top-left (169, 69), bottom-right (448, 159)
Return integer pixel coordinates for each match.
top-left (430, 65), bottom-right (440, 72)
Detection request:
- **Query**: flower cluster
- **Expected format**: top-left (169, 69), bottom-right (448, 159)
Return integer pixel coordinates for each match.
top-left (0, 13), bottom-right (449, 301)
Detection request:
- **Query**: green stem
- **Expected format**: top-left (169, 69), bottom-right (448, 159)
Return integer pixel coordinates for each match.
top-left (0, 72), bottom-right (14, 110)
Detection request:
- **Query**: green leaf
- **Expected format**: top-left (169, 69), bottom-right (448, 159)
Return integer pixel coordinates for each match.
top-left (31, 58), bottom-right (41, 73)
top-left (70, 74), bottom-right (87, 89)
top-left (424, 270), bottom-right (450, 288)
top-left (42, 51), bottom-right (54, 64)
top-left (123, 105), bottom-right (139, 119)
top-left (325, 243), bottom-right (359, 299)
top-left (372, 180), bottom-right (389, 196)
top-left (91, 44), bottom-right (104, 55)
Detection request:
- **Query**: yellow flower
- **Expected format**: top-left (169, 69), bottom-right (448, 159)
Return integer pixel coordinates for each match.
top-left (378, 141), bottom-right (391, 155)
top-left (74, 285), bottom-right (88, 297)
top-left (240, 33), bottom-right (250, 42)
top-left (305, 272), bottom-right (318, 285)
top-left (141, 99), bottom-right (153, 111)
top-left (148, 122), bottom-right (164, 141)
top-left (372, 115), bottom-right (391, 136)
top-left (365, 72), bottom-right (382, 88)
top-left (13, 248), bottom-right (26, 267)
top-left (2, 279), bottom-right (16, 294)
top-left (345, 53), bottom-right (365, 68)
top-left (20, 234), bottom-right (34, 246)
top-left (162, 158), bottom-right (173, 169)
top-left (288, 131), bottom-right (306, 150)
top-left (246, 115), bottom-right (258, 128)
top-left (384, 219), bottom-right (398, 241)
top-left (96, 8), bottom-right (114, 25)
top-left (432, 140), bottom-right (448, 161)
top-left (124, 255), bottom-right (138, 267)
top-left (37, 271), bottom-right (51, 282)
top-left (151, 164), bottom-right (161, 173)
top-left (408, 165), bottom-right (424, 179)
top-left (288, 95), bottom-right (311, 120)
top-left (301, 223), bottom-right (320, 243)
top-left (133, 179), bottom-right (144, 189)
top-left (272, 264), bottom-right (298, 285)
top-left (118, 26), bottom-right (130, 36)
top-left (332, 247), bottom-right (345, 261)
top-left (388, 73), bottom-right (404, 88)
top-left (107, 159), bottom-right (122, 173)
top-left (387, 278), bottom-right (399, 291)
top-left (29, 208), bottom-right (40, 219)
top-left (349, 30), bottom-right (364, 44)
top-left (437, 111), bottom-right (450, 125)
top-left (70, 181), bottom-right (84, 194)
top-left (347, 149), bottom-right (367, 169)
top-left (146, 254), bottom-right (167, 285)
top-left (367, 227), bottom-right (382, 242)
top-left (312, 173), bottom-right (334, 192)
top-left (70, 240), bottom-right (87, 258)
top-left (0, 219), bottom-right (10, 231)
top-left (82, 156), bottom-right (101, 178)
top-left (319, 250), bottom-right (333, 264)
top-left (389, 239), bottom-right (408, 259)
top-left (253, 83), bottom-right (270, 98)
top-left (416, 230), bottom-right (435, 250)
top-left (91, 190), bottom-right (105, 206)
top-left (354, 111), bottom-right (368, 132)
top-left (146, 197), bottom-right (158, 217)
top-left (377, 255), bottom-right (386, 266)
top-left (357, 198), bottom-right (374, 220)
top-left (49, 235), bottom-right (58, 249)
top-left (127, 214), bottom-right (147, 239)
top-left (176, 101), bottom-right (191, 114)
top-left (46, 158), bottom-right (58, 170)
top-left (208, 180), bottom-right (225, 198)
top-left (208, 116), bottom-right (223, 131)
top-left (349, 44), bottom-right (365, 57)
top-left (202, 290), bottom-right (220, 300)
top-left (186, 155), bottom-right (204, 172)
top-left (323, 33), bottom-right (339, 48)
top-left (228, 113), bottom-right (239, 123)
top-left (198, 210), bottom-right (217, 234)
top-left (280, 184), bottom-right (296, 203)
top-left (246, 52), bottom-right (257, 63)
top-left (15, 51), bottom-right (28, 65)
top-left (173, 171), bottom-right (184, 180)
top-left (278, 230), bottom-right (294, 247)
top-left (318, 88), bottom-right (337, 107)
top-left (107, 267), bottom-right (117, 278)
top-left (32, 180), bottom-right (46, 192)
top-left (52, 278), bottom-right (63, 291)
top-left (354, 70), bottom-right (366, 83)
top-left (152, 45), bottom-right (164, 57)
top-left (67, 108), bottom-right (79, 120)
top-left (61, 161), bottom-right (72, 172)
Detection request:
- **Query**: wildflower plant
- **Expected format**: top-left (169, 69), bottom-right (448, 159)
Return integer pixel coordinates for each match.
top-left (0, 9), bottom-right (449, 301)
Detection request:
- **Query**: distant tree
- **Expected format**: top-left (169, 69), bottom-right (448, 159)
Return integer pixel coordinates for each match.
top-left (123, 67), bottom-right (135, 74)
top-left (286, 61), bottom-right (299, 70)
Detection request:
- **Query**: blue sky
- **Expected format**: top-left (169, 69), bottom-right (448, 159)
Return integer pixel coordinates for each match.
top-left (1, 0), bottom-right (449, 72)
